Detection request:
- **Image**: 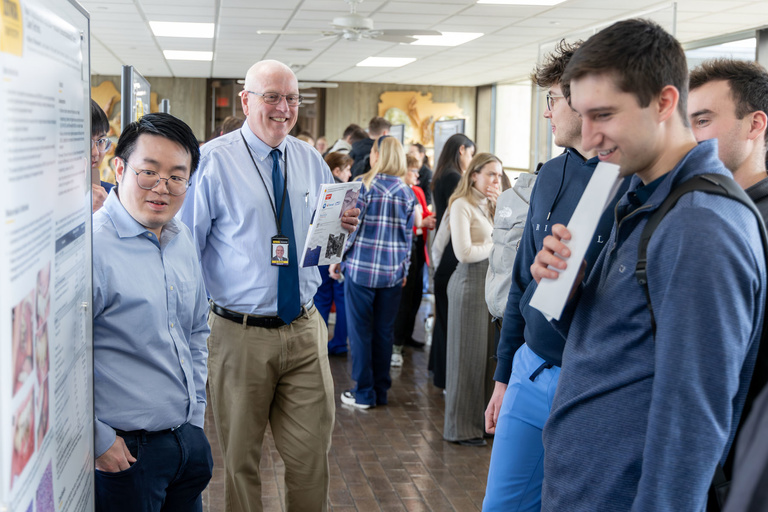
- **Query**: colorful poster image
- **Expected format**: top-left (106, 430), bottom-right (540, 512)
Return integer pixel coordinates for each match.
top-left (11, 290), bottom-right (35, 395)
top-left (36, 263), bottom-right (50, 327)
top-left (36, 379), bottom-right (49, 448)
top-left (35, 323), bottom-right (49, 387)
top-left (11, 390), bottom-right (35, 485)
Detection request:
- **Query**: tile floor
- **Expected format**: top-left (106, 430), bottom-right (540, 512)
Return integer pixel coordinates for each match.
top-left (201, 346), bottom-right (493, 511)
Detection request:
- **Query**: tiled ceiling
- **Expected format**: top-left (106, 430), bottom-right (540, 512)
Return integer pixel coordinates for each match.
top-left (81, 0), bottom-right (768, 86)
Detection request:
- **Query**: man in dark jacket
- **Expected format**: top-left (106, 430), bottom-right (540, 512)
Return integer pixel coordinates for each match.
top-left (350, 116), bottom-right (391, 178)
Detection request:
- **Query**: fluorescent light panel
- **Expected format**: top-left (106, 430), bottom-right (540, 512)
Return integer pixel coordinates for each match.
top-left (356, 57), bottom-right (416, 67)
top-left (476, 0), bottom-right (565, 4)
top-left (411, 32), bottom-right (483, 47)
top-left (150, 21), bottom-right (214, 38)
top-left (164, 50), bottom-right (213, 61)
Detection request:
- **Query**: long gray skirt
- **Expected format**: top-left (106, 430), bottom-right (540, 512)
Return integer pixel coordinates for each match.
top-left (443, 259), bottom-right (495, 442)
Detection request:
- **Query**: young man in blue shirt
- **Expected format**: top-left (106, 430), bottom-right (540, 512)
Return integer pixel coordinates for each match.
top-left (92, 113), bottom-right (212, 512)
top-left (532, 19), bottom-right (766, 511)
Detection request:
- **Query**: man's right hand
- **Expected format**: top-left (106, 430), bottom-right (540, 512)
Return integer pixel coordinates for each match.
top-left (329, 263), bottom-right (342, 280)
top-left (531, 224), bottom-right (586, 301)
top-left (530, 224), bottom-right (572, 283)
top-left (95, 436), bottom-right (136, 472)
top-left (485, 381), bottom-right (508, 434)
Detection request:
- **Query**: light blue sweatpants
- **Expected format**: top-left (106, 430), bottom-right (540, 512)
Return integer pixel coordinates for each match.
top-left (483, 343), bottom-right (561, 512)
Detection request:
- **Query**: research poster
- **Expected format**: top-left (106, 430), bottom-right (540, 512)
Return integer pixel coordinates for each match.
top-left (1, 0), bottom-right (94, 511)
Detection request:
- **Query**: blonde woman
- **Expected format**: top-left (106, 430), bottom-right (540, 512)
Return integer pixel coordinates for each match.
top-left (443, 152), bottom-right (503, 445)
top-left (329, 136), bottom-right (416, 409)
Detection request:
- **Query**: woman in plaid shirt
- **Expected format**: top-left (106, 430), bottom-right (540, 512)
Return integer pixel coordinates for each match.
top-left (330, 136), bottom-right (416, 409)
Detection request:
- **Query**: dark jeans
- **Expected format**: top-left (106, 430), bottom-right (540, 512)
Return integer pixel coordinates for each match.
top-left (393, 235), bottom-right (426, 346)
top-left (345, 278), bottom-right (403, 406)
top-left (315, 264), bottom-right (348, 354)
top-left (95, 422), bottom-right (213, 512)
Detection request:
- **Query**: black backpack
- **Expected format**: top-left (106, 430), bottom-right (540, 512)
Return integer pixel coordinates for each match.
top-left (635, 173), bottom-right (768, 511)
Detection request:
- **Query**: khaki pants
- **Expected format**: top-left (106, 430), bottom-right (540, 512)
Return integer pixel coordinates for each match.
top-left (207, 306), bottom-right (335, 512)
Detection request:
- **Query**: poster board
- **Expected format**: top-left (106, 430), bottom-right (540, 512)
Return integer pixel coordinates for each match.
top-left (433, 119), bottom-right (466, 168)
top-left (1, 0), bottom-right (95, 510)
top-left (120, 65), bottom-right (150, 132)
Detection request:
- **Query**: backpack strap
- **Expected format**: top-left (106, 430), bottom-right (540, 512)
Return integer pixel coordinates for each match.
top-left (635, 173), bottom-right (767, 337)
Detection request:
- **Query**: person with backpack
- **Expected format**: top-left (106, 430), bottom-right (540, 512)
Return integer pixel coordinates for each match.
top-left (531, 20), bottom-right (766, 511)
top-left (687, 58), bottom-right (768, 510)
top-left (482, 40), bottom-right (627, 511)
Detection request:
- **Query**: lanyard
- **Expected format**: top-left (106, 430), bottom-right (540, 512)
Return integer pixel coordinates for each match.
top-left (241, 133), bottom-right (289, 236)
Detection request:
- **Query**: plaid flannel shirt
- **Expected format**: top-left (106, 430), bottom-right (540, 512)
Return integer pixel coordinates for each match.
top-left (343, 174), bottom-right (415, 288)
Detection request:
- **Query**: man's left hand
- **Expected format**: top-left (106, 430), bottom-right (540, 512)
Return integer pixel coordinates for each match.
top-left (341, 208), bottom-right (360, 233)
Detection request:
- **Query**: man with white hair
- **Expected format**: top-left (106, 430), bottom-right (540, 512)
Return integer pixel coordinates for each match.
top-left (180, 60), bottom-right (359, 512)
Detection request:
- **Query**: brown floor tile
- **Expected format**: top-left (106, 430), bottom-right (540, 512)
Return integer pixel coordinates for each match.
top-left (392, 482), bottom-right (421, 499)
top-left (402, 498), bottom-right (431, 512)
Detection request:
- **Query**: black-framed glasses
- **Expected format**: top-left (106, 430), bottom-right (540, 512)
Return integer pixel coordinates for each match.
top-left (123, 161), bottom-right (190, 196)
top-left (546, 93), bottom-right (565, 111)
top-left (91, 137), bottom-right (112, 152)
top-left (245, 90), bottom-right (303, 106)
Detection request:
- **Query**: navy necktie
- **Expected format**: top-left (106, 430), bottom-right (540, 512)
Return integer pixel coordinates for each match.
top-left (270, 149), bottom-right (301, 324)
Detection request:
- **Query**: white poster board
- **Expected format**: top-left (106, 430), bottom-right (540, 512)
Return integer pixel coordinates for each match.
top-left (0, 0), bottom-right (94, 510)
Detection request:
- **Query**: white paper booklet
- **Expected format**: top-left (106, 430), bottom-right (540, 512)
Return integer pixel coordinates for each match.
top-left (529, 162), bottom-right (623, 320)
top-left (300, 181), bottom-right (363, 267)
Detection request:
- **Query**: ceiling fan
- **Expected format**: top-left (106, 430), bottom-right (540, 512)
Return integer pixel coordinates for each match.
top-left (256, 0), bottom-right (441, 44)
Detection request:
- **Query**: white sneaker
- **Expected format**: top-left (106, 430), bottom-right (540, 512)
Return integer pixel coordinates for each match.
top-left (391, 353), bottom-right (403, 367)
top-left (341, 390), bottom-right (371, 410)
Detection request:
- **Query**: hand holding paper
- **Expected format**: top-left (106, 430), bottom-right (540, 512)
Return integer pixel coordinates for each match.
top-left (529, 162), bottom-right (622, 320)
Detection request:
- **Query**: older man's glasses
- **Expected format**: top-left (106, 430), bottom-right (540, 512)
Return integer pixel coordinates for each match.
top-left (546, 93), bottom-right (565, 111)
top-left (91, 137), bottom-right (112, 152)
top-left (245, 91), bottom-right (303, 106)
top-left (123, 161), bottom-right (190, 196)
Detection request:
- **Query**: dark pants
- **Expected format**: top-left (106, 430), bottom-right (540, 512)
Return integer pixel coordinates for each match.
top-left (429, 243), bottom-right (458, 389)
top-left (345, 278), bottom-right (403, 406)
top-left (95, 422), bottom-right (213, 512)
top-left (315, 264), bottom-right (348, 354)
top-left (393, 235), bottom-right (426, 346)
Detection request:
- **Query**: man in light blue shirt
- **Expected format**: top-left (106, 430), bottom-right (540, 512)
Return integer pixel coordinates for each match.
top-left (180, 60), bottom-right (359, 512)
top-left (92, 113), bottom-right (212, 512)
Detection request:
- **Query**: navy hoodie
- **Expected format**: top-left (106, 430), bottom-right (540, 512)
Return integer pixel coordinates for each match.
top-left (494, 148), bottom-right (628, 380)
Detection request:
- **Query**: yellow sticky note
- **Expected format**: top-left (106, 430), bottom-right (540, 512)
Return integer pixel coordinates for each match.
top-left (1, 0), bottom-right (24, 56)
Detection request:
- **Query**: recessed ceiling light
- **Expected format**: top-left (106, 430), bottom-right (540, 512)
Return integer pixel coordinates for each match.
top-left (410, 32), bottom-right (483, 47)
top-left (356, 57), bottom-right (416, 67)
top-left (150, 21), bottom-right (214, 38)
top-left (476, 0), bottom-right (565, 4)
top-left (163, 50), bottom-right (213, 61)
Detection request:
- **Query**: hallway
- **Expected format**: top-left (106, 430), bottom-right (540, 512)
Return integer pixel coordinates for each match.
top-left (202, 347), bottom-right (493, 511)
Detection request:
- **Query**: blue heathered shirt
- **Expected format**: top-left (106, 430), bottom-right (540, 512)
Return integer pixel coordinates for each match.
top-left (542, 140), bottom-right (766, 511)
